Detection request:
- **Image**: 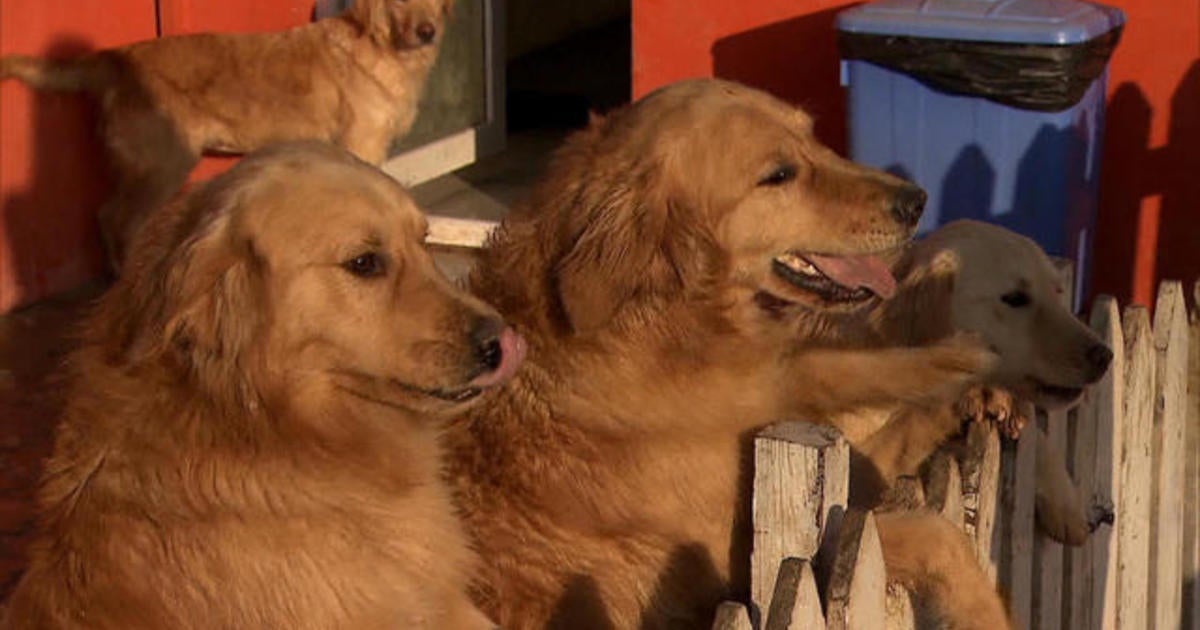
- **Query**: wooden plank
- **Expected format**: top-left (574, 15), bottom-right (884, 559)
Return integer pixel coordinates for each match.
top-left (1034, 262), bottom-right (1072, 630)
top-left (884, 582), bottom-right (916, 630)
top-left (1034, 412), bottom-right (1067, 630)
top-left (996, 415), bottom-right (1037, 630)
top-left (1064, 402), bottom-right (1094, 630)
top-left (1066, 296), bottom-right (1123, 630)
top-left (826, 510), bottom-right (886, 630)
top-left (752, 422), bottom-right (850, 615)
top-left (711, 602), bottom-right (754, 630)
top-left (1185, 280), bottom-right (1200, 630)
top-left (923, 451), bottom-right (964, 529)
top-left (426, 216), bottom-right (496, 249)
top-left (960, 422), bottom-right (1001, 583)
top-left (1151, 281), bottom-right (1188, 630)
top-left (763, 558), bottom-right (824, 630)
top-left (1116, 306), bottom-right (1155, 630)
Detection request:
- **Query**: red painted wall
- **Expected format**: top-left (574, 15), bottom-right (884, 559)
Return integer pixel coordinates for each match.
top-left (0, 1), bottom-right (157, 311)
top-left (1089, 2), bottom-right (1200, 308)
top-left (633, 0), bottom-right (1200, 308)
top-left (633, 0), bottom-right (855, 153)
top-left (0, 0), bottom-right (313, 312)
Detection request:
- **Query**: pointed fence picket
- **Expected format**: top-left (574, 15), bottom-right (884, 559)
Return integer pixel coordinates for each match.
top-left (710, 279), bottom-right (1196, 630)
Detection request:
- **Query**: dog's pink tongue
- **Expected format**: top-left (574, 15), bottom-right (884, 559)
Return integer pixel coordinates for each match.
top-left (469, 327), bottom-right (527, 389)
top-left (805, 253), bottom-right (897, 299)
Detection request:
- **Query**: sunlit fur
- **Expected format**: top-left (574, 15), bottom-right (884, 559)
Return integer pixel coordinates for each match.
top-left (444, 79), bottom-right (995, 629)
top-left (2, 143), bottom-right (497, 630)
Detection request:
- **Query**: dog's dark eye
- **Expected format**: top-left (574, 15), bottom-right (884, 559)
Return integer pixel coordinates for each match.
top-left (343, 252), bottom-right (386, 278)
top-left (1001, 290), bottom-right (1031, 308)
top-left (758, 164), bottom-right (797, 187)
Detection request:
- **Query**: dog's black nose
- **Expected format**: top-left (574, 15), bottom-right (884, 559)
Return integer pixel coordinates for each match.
top-left (1086, 343), bottom-right (1113, 377)
top-left (471, 317), bottom-right (506, 372)
top-left (891, 185), bottom-right (927, 227)
top-left (416, 22), bottom-right (437, 43)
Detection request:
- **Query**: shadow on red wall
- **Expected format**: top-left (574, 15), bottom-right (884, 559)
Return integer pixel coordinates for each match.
top-left (1, 38), bottom-right (109, 305)
top-left (711, 6), bottom-right (852, 154)
top-left (1092, 59), bottom-right (1200, 308)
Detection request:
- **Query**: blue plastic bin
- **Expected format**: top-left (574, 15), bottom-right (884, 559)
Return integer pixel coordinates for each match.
top-left (837, 0), bottom-right (1125, 307)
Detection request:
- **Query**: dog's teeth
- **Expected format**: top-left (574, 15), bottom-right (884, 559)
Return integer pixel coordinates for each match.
top-left (776, 253), bottom-right (819, 276)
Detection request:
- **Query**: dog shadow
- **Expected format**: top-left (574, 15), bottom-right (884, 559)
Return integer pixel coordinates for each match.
top-left (1, 37), bottom-right (108, 308)
top-left (711, 6), bottom-right (856, 154)
top-left (545, 543), bottom-right (729, 630)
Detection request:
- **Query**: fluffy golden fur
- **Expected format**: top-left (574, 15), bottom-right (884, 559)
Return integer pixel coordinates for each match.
top-left (0, 0), bottom-right (452, 270)
top-left (1, 142), bottom-right (519, 630)
top-left (444, 79), bottom-right (995, 629)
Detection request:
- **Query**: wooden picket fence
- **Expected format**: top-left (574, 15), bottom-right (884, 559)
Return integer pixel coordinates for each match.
top-left (720, 278), bottom-right (1199, 630)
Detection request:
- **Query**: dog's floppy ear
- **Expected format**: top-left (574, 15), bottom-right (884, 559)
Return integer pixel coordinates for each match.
top-left (874, 247), bottom-right (959, 345)
top-left (98, 181), bottom-right (261, 376)
top-left (554, 176), bottom-right (665, 333)
top-left (545, 112), bottom-right (724, 335)
top-left (553, 164), bottom-right (680, 334)
top-left (549, 158), bottom-right (724, 333)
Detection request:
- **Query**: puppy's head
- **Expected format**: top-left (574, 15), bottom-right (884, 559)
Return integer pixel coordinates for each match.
top-left (511, 79), bottom-right (925, 336)
top-left (97, 141), bottom-right (523, 419)
top-left (921, 220), bottom-right (1112, 407)
top-left (349, 0), bottom-right (453, 50)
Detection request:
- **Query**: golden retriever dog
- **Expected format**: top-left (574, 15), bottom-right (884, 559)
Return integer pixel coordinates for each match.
top-left (0, 142), bottom-right (520, 630)
top-left (0, 0), bottom-right (451, 270)
top-left (443, 79), bottom-right (1000, 629)
top-left (845, 220), bottom-right (1113, 543)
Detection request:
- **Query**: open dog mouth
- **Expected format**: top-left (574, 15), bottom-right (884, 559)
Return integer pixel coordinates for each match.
top-left (770, 251), bottom-right (898, 304)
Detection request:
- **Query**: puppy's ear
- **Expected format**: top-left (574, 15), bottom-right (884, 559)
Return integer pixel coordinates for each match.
top-left (874, 247), bottom-right (959, 345)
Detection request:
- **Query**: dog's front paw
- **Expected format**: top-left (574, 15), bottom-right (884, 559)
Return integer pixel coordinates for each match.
top-left (1034, 432), bottom-right (1095, 546)
top-left (1036, 494), bottom-right (1092, 546)
top-left (955, 386), bottom-right (1028, 440)
top-left (1088, 503), bottom-right (1115, 532)
top-left (926, 332), bottom-right (999, 385)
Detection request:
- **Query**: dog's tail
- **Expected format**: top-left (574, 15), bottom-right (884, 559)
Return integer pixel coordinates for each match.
top-left (1, 55), bottom-right (109, 92)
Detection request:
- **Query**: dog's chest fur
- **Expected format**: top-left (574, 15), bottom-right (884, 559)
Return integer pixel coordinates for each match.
top-left (451, 360), bottom-right (756, 629)
top-left (8, 389), bottom-right (475, 630)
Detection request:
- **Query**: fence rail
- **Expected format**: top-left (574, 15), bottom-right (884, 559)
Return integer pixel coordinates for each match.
top-left (718, 278), bottom-right (1197, 629)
